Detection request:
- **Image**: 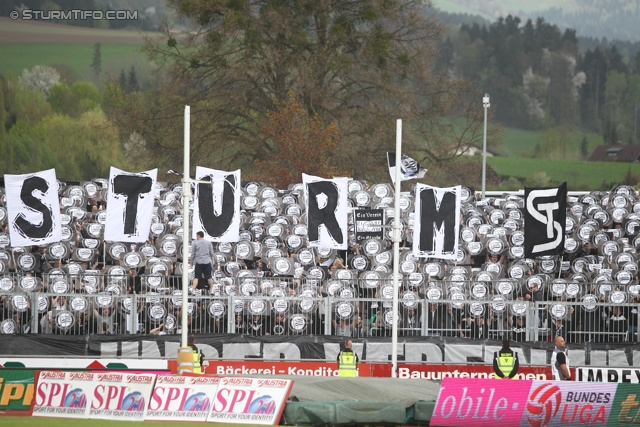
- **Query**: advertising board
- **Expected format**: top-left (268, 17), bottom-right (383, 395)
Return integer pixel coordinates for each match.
top-left (431, 378), bottom-right (618, 426)
top-left (207, 377), bottom-right (293, 425)
top-left (145, 375), bottom-right (220, 422)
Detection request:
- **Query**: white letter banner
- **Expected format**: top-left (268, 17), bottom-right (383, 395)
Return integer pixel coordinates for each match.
top-left (192, 167), bottom-right (241, 242)
top-left (413, 184), bottom-right (460, 259)
top-left (104, 167), bottom-right (157, 243)
top-left (5, 168), bottom-right (62, 246)
top-left (303, 174), bottom-right (348, 250)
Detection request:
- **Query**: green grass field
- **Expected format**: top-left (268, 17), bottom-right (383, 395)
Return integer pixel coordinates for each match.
top-left (498, 127), bottom-right (603, 158)
top-left (488, 156), bottom-right (640, 190)
top-left (0, 43), bottom-right (148, 78)
top-left (2, 416), bottom-right (277, 427)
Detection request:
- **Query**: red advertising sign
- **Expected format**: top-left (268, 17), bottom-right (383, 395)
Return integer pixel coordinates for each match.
top-left (371, 363), bottom-right (552, 380)
top-left (184, 360), bottom-right (372, 377)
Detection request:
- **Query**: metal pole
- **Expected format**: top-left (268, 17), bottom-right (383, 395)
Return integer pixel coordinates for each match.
top-left (181, 105), bottom-right (190, 348)
top-left (391, 119), bottom-right (402, 378)
top-left (481, 94), bottom-right (489, 199)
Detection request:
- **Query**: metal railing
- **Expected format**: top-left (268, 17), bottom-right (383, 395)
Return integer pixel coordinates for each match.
top-left (1, 274), bottom-right (638, 343)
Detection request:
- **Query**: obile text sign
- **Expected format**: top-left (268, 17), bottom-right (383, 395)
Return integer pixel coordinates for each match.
top-left (431, 378), bottom-right (617, 426)
top-left (145, 375), bottom-right (220, 422)
top-left (207, 377), bottom-right (293, 425)
top-left (0, 369), bottom-right (34, 410)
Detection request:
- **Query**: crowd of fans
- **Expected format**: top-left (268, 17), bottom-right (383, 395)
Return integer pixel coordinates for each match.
top-left (0, 179), bottom-right (639, 344)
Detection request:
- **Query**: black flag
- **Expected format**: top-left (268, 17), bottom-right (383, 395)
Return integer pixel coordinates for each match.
top-left (525, 182), bottom-right (567, 258)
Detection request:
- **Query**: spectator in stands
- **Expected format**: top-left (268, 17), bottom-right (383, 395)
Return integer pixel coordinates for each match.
top-left (628, 296), bottom-right (639, 342)
top-left (332, 317), bottom-right (352, 337)
top-left (92, 305), bottom-right (115, 334)
top-left (510, 316), bottom-right (527, 342)
top-left (247, 314), bottom-right (269, 336)
top-left (608, 306), bottom-right (628, 342)
top-left (127, 268), bottom-right (142, 294)
top-left (468, 315), bottom-right (489, 340)
top-left (426, 302), bottom-right (452, 337)
top-left (401, 307), bottom-right (421, 336)
top-left (270, 312), bottom-right (289, 335)
top-left (351, 315), bottom-right (367, 338)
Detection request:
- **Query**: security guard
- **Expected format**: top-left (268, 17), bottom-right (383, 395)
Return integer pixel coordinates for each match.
top-left (493, 339), bottom-right (520, 379)
top-left (188, 335), bottom-right (208, 374)
top-left (337, 339), bottom-right (358, 377)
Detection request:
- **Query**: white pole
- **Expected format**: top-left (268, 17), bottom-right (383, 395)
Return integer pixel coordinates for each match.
top-left (181, 105), bottom-right (191, 348)
top-left (481, 94), bottom-right (490, 199)
top-left (391, 119), bottom-right (402, 378)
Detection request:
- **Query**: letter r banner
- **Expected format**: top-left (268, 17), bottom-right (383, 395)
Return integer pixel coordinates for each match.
top-left (524, 182), bottom-right (567, 258)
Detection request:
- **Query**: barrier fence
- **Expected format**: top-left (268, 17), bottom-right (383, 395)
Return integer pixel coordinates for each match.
top-left (0, 274), bottom-right (638, 343)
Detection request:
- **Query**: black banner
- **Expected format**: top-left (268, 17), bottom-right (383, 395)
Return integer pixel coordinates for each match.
top-left (354, 209), bottom-right (384, 242)
top-left (525, 182), bottom-right (567, 258)
top-left (1, 334), bottom-right (638, 367)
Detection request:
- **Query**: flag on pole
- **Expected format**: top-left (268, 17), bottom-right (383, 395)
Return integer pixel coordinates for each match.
top-left (387, 152), bottom-right (427, 184)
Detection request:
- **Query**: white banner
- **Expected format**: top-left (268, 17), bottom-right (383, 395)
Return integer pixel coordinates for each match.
top-left (87, 372), bottom-right (155, 421)
top-left (104, 167), bottom-right (157, 243)
top-left (413, 184), bottom-right (460, 259)
top-left (303, 174), bottom-right (348, 250)
top-left (207, 377), bottom-right (293, 425)
top-left (145, 375), bottom-right (220, 422)
top-left (192, 167), bottom-right (241, 243)
top-left (33, 371), bottom-right (93, 418)
top-left (5, 169), bottom-right (61, 247)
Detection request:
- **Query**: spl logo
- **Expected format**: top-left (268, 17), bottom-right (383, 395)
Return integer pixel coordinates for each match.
top-left (526, 383), bottom-right (562, 427)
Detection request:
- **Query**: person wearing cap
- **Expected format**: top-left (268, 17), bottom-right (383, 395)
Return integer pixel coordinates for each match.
top-left (337, 339), bottom-right (358, 377)
top-left (493, 339), bottom-right (519, 379)
top-left (190, 231), bottom-right (214, 293)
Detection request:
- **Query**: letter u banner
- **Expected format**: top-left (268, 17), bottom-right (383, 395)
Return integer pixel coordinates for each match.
top-left (431, 378), bottom-right (619, 427)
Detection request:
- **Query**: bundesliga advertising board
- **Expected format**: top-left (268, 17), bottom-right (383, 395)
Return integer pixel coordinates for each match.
top-left (432, 378), bottom-right (622, 427)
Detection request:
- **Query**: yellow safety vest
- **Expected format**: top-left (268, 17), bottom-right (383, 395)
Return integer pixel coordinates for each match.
top-left (495, 352), bottom-right (515, 379)
top-left (338, 351), bottom-right (357, 377)
top-left (192, 348), bottom-right (202, 374)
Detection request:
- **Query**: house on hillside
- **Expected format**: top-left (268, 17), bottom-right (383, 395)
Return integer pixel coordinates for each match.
top-left (588, 144), bottom-right (640, 162)
top-left (451, 142), bottom-right (496, 157)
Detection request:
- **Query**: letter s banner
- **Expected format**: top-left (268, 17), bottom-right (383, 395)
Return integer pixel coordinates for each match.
top-left (0, 369), bottom-right (35, 410)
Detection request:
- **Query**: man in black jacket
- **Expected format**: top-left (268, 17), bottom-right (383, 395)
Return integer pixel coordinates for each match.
top-left (493, 339), bottom-right (520, 379)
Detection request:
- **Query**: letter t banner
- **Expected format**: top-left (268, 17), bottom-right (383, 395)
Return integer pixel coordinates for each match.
top-left (104, 167), bottom-right (157, 243)
top-left (303, 174), bottom-right (348, 250)
top-left (524, 182), bottom-right (567, 258)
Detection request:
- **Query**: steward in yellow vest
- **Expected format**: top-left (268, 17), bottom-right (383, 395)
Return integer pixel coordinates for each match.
top-left (337, 339), bottom-right (358, 377)
top-left (493, 339), bottom-right (520, 379)
top-left (188, 335), bottom-right (205, 374)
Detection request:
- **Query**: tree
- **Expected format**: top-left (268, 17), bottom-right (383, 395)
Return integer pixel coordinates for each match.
top-left (128, 66), bottom-right (139, 92)
top-left (252, 93), bottom-right (349, 187)
top-left (119, 0), bottom-right (485, 181)
top-left (118, 69), bottom-right (127, 90)
top-left (18, 65), bottom-right (60, 98)
top-left (580, 135), bottom-right (589, 160)
top-left (91, 43), bottom-right (102, 77)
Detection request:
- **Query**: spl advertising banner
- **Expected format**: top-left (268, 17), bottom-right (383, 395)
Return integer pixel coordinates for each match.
top-left (0, 369), bottom-right (34, 410)
top-left (32, 371), bottom-right (93, 418)
top-left (145, 375), bottom-right (220, 422)
top-left (431, 378), bottom-right (618, 427)
top-left (87, 372), bottom-right (155, 421)
top-left (207, 377), bottom-right (293, 425)
top-left (32, 371), bottom-right (156, 420)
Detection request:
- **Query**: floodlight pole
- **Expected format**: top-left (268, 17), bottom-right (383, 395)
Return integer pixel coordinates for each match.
top-left (181, 106), bottom-right (191, 348)
top-left (481, 94), bottom-right (490, 199)
top-left (391, 119), bottom-right (402, 378)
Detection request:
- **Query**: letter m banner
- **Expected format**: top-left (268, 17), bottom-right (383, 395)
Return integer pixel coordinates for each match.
top-left (413, 184), bottom-right (460, 260)
top-left (525, 182), bottom-right (567, 258)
